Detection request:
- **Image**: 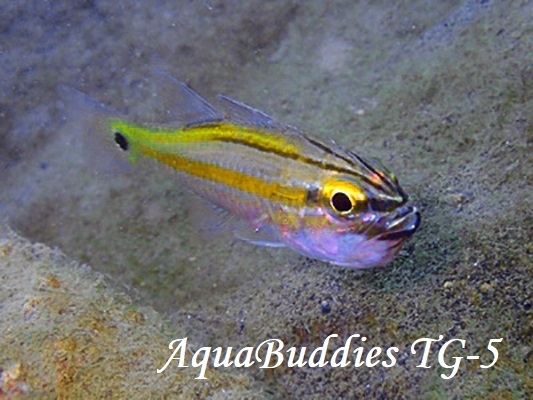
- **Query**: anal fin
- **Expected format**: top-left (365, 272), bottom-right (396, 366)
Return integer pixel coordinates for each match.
top-left (186, 191), bottom-right (285, 248)
top-left (233, 222), bottom-right (285, 248)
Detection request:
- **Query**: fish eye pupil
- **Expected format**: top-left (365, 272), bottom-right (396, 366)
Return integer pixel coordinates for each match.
top-left (114, 132), bottom-right (129, 151)
top-left (331, 192), bottom-right (353, 213)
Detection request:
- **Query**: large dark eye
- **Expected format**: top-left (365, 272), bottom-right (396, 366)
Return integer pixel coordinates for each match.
top-left (331, 192), bottom-right (353, 213)
top-left (114, 132), bottom-right (129, 151)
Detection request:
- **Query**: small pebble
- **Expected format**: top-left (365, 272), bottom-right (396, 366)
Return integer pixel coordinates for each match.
top-left (320, 300), bottom-right (331, 314)
top-left (480, 282), bottom-right (492, 293)
top-left (444, 189), bottom-right (474, 205)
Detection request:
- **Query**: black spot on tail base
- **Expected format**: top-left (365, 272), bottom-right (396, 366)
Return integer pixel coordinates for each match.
top-left (114, 132), bottom-right (129, 151)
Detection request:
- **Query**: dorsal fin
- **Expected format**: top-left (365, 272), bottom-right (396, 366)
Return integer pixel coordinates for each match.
top-left (147, 69), bottom-right (223, 127)
top-left (217, 94), bottom-right (275, 129)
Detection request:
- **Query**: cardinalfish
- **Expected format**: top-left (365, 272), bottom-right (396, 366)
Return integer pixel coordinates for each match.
top-left (76, 73), bottom-right (420, 268)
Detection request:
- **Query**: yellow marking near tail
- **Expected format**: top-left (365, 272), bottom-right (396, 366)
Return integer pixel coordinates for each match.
top-left (109, 120), bottom-right (301, 156)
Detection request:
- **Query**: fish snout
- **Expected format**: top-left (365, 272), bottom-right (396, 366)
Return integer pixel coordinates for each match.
top-left (377, 205), bottom-right (420, 241)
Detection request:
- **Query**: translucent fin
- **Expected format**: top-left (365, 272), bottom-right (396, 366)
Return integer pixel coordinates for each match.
top-left (186, 191), bottom-right (238, 241)
top-left (234, 233), bottom-right (286, 248)
top-left (57, 84), bottom-right (115, 127)
top-left (56, 85), bottom-right (133, 176)
top-left (217, 94), bottom-right (275, 129)
top-left (146, 69), bottom-right (223, 127)
top-left (233, 222), bottom-right (285, 248)
top-left (185, 191), bottom-right (285, 248)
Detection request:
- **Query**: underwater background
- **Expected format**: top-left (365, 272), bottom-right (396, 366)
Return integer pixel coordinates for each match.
top-left (0, 0), bottom-right (531, 398)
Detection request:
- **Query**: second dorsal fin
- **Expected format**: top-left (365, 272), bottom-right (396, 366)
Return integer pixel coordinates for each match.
top-left (217, 94), bottom-right (275, 129)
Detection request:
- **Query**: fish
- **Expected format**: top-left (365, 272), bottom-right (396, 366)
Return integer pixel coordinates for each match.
top-left (71, 73), bottom-right (420, 268)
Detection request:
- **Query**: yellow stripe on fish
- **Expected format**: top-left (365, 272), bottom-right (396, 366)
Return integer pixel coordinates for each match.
top-left (142, 140), bottom-right (309, 207)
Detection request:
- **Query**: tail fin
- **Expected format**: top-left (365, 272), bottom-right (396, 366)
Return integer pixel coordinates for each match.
top-left (56, 85), bottom-right (133, 176)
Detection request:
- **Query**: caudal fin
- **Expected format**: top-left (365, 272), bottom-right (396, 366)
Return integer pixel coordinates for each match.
top-left (56, 85), bottom-right (133, 176)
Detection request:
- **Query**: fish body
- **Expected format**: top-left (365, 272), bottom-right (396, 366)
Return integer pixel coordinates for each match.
top-left (94, 75), bottom-right (420, 268)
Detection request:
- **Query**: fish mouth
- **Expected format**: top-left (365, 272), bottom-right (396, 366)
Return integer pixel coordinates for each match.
top-left (376, 205), bottom-right (421, 241)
